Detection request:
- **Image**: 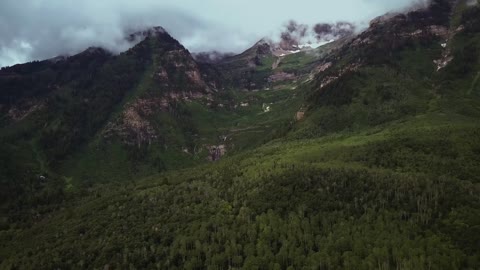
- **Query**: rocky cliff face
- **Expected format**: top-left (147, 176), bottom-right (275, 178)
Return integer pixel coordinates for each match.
top-left (301, 0), bottom-right (480, 139)
top-left (98, 29), bottom-right (222, 146)
top-left (309, 0), bottom-right (461, 96)
top-left (130, 27), bottom-right (221, 95)
top-left (0, 0), bottom-right (477, 179)
top-left (103, 98), bottom-right (162, 146)
top-left (0, 26), bottom-right (225, 159)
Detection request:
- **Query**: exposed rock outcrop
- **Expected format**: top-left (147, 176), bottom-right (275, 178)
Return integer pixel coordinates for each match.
top-left (296, 111), bottom-right (305, 121)
top-left (268, 72), bottom-right (296, 83)
top-left (434, 55), bottom-right (454, 71)
top-left (208, 145), bottom-right (226, 161)
top-left (319, 63), bottom-right (361, 89)
top-left (7, 101), bottom-right (45, 121)
top-left (103, 99), bottom-right (163, 146)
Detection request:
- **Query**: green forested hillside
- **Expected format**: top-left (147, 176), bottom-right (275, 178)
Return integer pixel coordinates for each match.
top-left (2, 114), bottom-right (479, 269)
top-left (1, 0), bottom-right (480, 269)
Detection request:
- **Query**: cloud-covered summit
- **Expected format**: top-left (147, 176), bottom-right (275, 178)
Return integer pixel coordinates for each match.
top-left (0, 0), bottom-right (430, 67)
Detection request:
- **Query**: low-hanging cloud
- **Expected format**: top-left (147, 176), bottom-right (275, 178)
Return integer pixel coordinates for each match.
top-left (0, 0), bottom-right (431, 67)
top-left (271, 20), bottom-right (358, 51)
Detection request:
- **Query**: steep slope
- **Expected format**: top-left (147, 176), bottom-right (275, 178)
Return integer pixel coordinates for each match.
top-left (0, 26), bottom-right (306, 211)
top-left (215, 39), bottom-right (275, 90)
top-left (215, 38), bottom-right (345, 90)
top-left (0, 27), bottom-right (226, 202)
top-left (296, 0), bottom-right (480, 137)
top-left (1, 0), bottom-right (480, 269)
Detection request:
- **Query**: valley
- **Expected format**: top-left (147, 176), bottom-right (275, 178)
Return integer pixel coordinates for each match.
top-left (1, 0), bottom-right (480, 269)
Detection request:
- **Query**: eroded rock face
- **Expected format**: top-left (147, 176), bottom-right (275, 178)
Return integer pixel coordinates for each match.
top-left (428, 25), bottom-right (449, 38)
top-left (103, 86), bottom-right (212, 146)
top-left (256, 41), bottom-right (273, 56)
top-left (165, 91), bottom-right (208, 101)
top-left (319, 63), bottom-right (361, 89)
top-left (102, 36), bottom-right (219, 147)
top-left (396, 25), bottom-right (449, 39)
top-left (434, 55), bottom-right (454, 71)
top-left (156, 68), bottom-right (169, 81)
top-left (315, 62), bottom-right (333, 74)
top-left (103, 99), bottom-right (164, 146)
top-left (7, 101), bottom-right (45, 122)
top-left (121, 105), bottom-right (158, 145)
top-left (321, 1), bottom-right (461, 84)
top-left (185, 70), bottom-right (204, 86)
top-left (351, 1), bottom-right (455, 54)
top-left (352, 22), bottom-right (450, 51)
top-left (207, 145), bottom-right (226, 161)
top-left (154, 49), bottom-right (219, 95)
top-left (268, 72), bottom-right (296, 83)
top-left (431, 24), bottom-right (467, 72)
top-left (296, 111), bottom-right (305, 121)
top-left (351, 37), bottom-right (373, 47)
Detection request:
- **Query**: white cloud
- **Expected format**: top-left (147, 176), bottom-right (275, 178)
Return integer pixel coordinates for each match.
top-left (0, 0), bottom-right (427, 67)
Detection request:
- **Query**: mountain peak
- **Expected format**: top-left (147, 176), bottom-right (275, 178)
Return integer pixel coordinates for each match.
top-left (81, 47), bottom-right (110, 55)
top-left (252, 38), bottom-right (273, 55)
top-left (142, 26), bottom-right (167, 36)
top-left (126, 26), bottom-right (170, 42)
top-left (254, 38), bottom-right (271, 47)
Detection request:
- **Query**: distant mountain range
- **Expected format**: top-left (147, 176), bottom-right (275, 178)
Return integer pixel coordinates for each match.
top-left (1, 0), bottom-right (480, 268)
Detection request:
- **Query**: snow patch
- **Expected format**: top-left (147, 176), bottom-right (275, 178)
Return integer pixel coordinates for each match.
top-left (298, 39), bottom-right (335, 49)
top-left (276, 39), bottom-right (335, 57)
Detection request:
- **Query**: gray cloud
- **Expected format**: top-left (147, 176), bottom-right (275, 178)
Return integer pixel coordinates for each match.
top-left (0, 0), bottom-right (429, 67)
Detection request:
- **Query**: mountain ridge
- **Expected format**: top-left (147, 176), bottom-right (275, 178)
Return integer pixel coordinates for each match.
top-left (1, 0), bottom-right (480, 268)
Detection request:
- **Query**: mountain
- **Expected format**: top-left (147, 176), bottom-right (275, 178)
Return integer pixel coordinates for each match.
top-left (0, 27), bottom-right (227, 191)
top-left (1, 0), bottom-right (480, 269)
top-left (216, 37), bottom-right (347, 90)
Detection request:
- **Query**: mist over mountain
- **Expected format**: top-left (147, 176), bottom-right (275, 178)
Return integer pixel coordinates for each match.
top-left (1, 0), bottom-right (433, 67)
top-left (1, 0), bottom-right (480, 269)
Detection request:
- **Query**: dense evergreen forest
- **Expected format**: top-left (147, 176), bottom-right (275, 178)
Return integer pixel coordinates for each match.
top-left (0, 0), bottom-right (479, 269)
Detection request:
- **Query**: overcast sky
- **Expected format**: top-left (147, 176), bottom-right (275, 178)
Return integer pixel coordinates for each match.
top-left (0, 0), bottom-right (428, 67)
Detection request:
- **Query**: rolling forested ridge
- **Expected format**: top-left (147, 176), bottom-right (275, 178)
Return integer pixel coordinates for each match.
top-left (0, 0), bottom-right (480, 269)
